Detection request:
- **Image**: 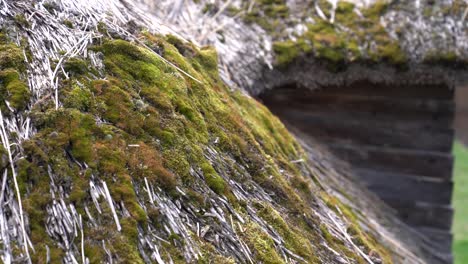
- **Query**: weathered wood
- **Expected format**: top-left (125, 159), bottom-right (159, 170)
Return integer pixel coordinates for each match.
top-left (328, 144), bottom-right (453, 179)
top-left (314, 82), bottom-right (454, 100)
top-left (455, 87), bottom-right (468, 145)
top-left (384, 199), bottom-right (453, 230)
top-left (259, 81), bottom-right (456, 259)
top-left (275, 110), bottom-right (455, 152)
top-left (416, 226), bottom-right (453, 255)
top-left (354, 168), bottom-right (453, 204)
top-left (264, 91), bottom-right (455, 126)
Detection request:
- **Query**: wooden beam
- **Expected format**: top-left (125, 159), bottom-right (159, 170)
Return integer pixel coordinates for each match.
top-left (384, 199), bottom-right (453, 230)
top-left (328, 144), bottom-right (454, 180)
top-left (275, 110), bottom-right (455, 152)
top-left (354, 168), bottom-right (453, 205)
top-left (416, 226), bottom-right (453, 255)
top-left (310, 82), bottom-right (453, 100)
top-left (264, 92), bottom-right (455, 127)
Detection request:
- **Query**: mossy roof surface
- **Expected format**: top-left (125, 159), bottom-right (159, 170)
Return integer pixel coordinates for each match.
top-left (188, 0), bottom-right (468, 91)
top-left (4, 30), bottom-right (393, 263)
top-left (241, 0), bottom-right (468, 70)
top-left (0, 1), bottom-right (451, 262)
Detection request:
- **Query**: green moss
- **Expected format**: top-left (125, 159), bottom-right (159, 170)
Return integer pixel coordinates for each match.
top-left (320, 218), bottom-right (374, 261)
top-left (63, 19), bottom-right (74, 29)
top-left (442, 0), bottom-right (467, 16)
top-left (347, 40), bottom-right (361, 60)
top-left (320, 224), bottom-right (336, 244)
top-left (109, 227), bottom-right (145, 264)
top-left (68, 175), bottom-right (88, 204)
top-left (423, 7), bottom-right (433, 18)
top-left (43, 2), bottom-right (59, 13)
top-left (273, 20), bottom-right (348, 70)
top-left (322, 193), bottom-right (393, 263)
top-left (18, 33), bottom-right (394, 263)
top-left (200, 162), bottom-right (227, 194)
top-left (202, 3), bottom-right (217, 14)
top-left (423, 51), bottom-right (466, 68)
top-left (163, 148), bottom-right (191, 182)
top-left (84, 243), bottom-right (106, 263)
top-left (373, 41), bottom-right (407, 66)
top-left (0, 43), bottom-right (24, 70)
top-left (316, 0), bottom-right (333, 17)
top-left (37, 109), bottom-right (97, 163)
top-left (263, 2), bottom-right (289, 18)
top-left (0, 145), bottom-right (7, 169)
top-left (273, 40), bottom-right (300, 66)
top-left (193, 47), bottom-right (219, 78)
top-left (198, 239), bottom-right (236, 264)
top-left (64, 58), bottom-right (89, 75)
top-left (336, 1), bottom-right (355, 14)
top-left (362, 0), bottom-right (390, 19)
top-left (243, 222), bottom-right (285, 264)
top-left (128, 143), bottom-right (176, 190)
top-left (165, 34), bottom-right (197, 58)
top-left (0, 69), bottom-right (30, 111)
top-left (269, 0), bottom-right (411, 70)
top-left (63, 84), bottom-right (93, 111)
top-left (18, 139), bottom-right (63, 262)
top-left (317, 44), bottom-right (346, 64)
top-left (174, 100), bottom-right (197, 122)
top-left (0, 37), bottom-right (30, 112)
top-left (14, 14), bottom-right (30, 28)
top-left (256, 202), bottom-right (319, 263)
top-left (243, 0), bottom-right (289, 33)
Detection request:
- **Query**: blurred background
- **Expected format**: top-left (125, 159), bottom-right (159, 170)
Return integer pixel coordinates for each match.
top-left (454, 87), bottom-right (468, 264)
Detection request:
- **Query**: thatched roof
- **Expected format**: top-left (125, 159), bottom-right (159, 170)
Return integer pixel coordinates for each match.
top-left (141, 0), bottom-right (468, 92)
top-left (0, 0), bottom-right (461, 263)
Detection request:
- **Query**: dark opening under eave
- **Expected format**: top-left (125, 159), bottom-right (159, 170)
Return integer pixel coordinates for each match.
top-left (257, 80), bottom-right (456, 262)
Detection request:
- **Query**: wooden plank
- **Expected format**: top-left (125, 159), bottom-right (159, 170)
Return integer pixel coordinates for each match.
top-left (276, 110), bottom-right (454, 152)
top-left (384, 199), bottom-right (453, 230)
top-left (354, 168), bottom-right (453, 204)
top-left (309, 81), bottom-right (454, 100)
top-left (416, 226), bottom-right (453, 255)
top-left (263, 92), bottom-right (455, 126)
top-left (328, 144), bottom-right (454, 180)
top-left (424, 253), bottom-right (453, 264)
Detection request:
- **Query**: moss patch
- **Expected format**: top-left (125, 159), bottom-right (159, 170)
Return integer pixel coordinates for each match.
top-left (244, 0), bottom-right (290, 34)
top-left (322, 193), bottom-right (393, 264)
top-left (263, 0), bottom-right (408, 70)
top-left (0, 36), bottom-right (30, 112)
top-left (0, 69), bottom-right (30, 111)
top-left (243, 221), bottom-right (286, 264)
top-left (255, 202), bottom-right (319, 263)
top-left (0, 43), bottom-right (24, 70)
